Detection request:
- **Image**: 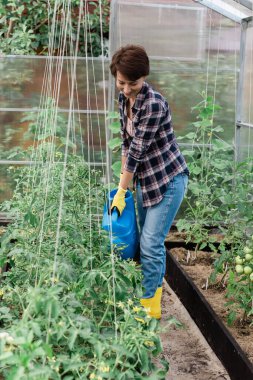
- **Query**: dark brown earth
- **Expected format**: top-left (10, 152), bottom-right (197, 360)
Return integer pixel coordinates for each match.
top-left (158, 237), bottom-right (253, 379)
top-left (169, 247), bottom-right (253, 364)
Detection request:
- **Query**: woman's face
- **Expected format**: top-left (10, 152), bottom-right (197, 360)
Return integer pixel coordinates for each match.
top-left (116, 71), bottom-right (146, 101)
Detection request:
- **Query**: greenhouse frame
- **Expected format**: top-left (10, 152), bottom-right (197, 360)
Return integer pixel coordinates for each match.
top-left (0, 1), bottom-right (253, 379)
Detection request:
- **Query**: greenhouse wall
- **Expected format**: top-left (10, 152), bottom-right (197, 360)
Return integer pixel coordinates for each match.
top-left (1, 0), bottom-right (253, 203)
top-left (0, 56), bottom-right (109, 202)
top-left (109, 0), bottom-right (241, 147)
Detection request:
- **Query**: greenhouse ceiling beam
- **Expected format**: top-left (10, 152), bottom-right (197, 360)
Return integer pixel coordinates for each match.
top-left (0, 160), bottom-right (106, 166)
top-left (237, 0), bottom-right (253, 11)
top-left (197, 0), bottom-right (250, 22)
top-left (0, 108), bottom-right (107, 114)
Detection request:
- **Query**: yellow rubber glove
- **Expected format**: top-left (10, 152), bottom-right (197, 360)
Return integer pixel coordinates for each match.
top-left (111, 186), bottom-right (127, 216)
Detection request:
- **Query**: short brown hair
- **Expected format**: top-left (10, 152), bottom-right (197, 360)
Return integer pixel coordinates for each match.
top-left (110, 45), bottom-right (149, 81)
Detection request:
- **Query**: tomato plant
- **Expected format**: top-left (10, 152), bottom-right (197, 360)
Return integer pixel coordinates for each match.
top-left (0, 0), bottom-right (110, 56)
top-left (224, 237), bottom-right (253, 325)
top-left (0, 140), bottom-right (168, 379)
top-left (176, 94), bottom-right (253, 326)
top-left (177, 94), bottom-right (234, 253)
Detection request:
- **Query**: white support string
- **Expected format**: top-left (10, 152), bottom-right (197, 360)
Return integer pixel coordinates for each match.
top-left (30, 0), bottom-right (70, 285)
top-left (98, 0), bottom-right (118, 338)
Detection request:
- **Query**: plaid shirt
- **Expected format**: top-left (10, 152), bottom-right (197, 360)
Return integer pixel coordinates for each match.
top-left (118, 82), bottom-right (189, 207)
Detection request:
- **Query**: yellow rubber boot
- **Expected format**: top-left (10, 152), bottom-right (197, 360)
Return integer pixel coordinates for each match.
top-left (152, 287), bottom-right (162, 319)
top-left (140, 287), bottom-right (162, 319)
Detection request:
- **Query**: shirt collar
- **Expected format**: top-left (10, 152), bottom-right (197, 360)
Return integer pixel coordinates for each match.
top-left (119, 82), bottom-right (149, 110)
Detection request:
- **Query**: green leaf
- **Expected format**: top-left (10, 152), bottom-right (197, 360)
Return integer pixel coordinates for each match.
top-left (60, 137), bottom-right (77, 149)
top-left (181, 149), bottom-right (195, 157)
top-left (108, 121), bottom-right (120, 134)
top-left (190, 166), bottom-right (202, 175)
top-left (139, 349), bottom-right (149, 372)
top-left (68, 328), bottom-right (78, 351)
top-left (0, 351), bottom-right (13, 362)
top-left (212, 125), bottom-right (224, 132)
top-left (111, 160), bottom-right (121, 178)
top-left (31, 322), bottom-right (42, 337)
top-left (42, 343), bottom-right (53, 358)
top-left (24, 211), bottom-right (38, 227)
top-left (108, 137), bottom-right (121, 150)
top-left (106, 112), bottom-right (119, 120)
top-left (199, 242), bottom-right (207, 250)
top-left (192, 120), bottom-right (212, 128)
top-left (212, 139), bottom-right (232, 151)
top-left (227, 310), bottom-right (236, 326)
top-left (183, 132), bottom-right (196, 140)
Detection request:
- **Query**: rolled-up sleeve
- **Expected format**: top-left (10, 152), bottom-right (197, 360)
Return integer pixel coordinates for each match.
top-left (124, 101), bottom-right (167, 173)
top-left (120, 120), bottom-right (129, 157)
top-left (121, 141), bottom-right (129, 157)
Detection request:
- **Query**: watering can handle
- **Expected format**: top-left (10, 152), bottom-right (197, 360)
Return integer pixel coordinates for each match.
top-left (111, 207), bottom-right (119, 222)
top-left (107, 198), bottom-right (120, 219)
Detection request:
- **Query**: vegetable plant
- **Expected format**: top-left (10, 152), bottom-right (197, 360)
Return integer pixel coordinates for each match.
top-left (175, 94), bottom-right (253, 326)
top-left (0, 0), bottom-right (110, 56)
top-left (225, 236), bottom-right (253, 325)
top-left (0, 141), bottom-right (168, 379)
top-left (176, 93), bottom-right (234, 253)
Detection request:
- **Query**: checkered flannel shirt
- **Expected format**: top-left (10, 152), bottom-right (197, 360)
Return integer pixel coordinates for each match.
top-left (118, 81), bottom-right (189, 207)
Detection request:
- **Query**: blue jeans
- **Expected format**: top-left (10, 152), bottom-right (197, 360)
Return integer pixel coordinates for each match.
top-left (136, 173), bottom-right (188, 298)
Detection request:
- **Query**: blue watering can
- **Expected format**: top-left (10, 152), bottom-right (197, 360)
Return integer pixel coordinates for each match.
top-left (102, 189), bottom-right (139, 260)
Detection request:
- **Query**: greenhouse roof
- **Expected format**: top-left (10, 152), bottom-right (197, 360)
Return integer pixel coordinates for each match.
top-left (197, 0), bottom-right (253, 22)
top-left (117, 0), bottom-right (253, 23)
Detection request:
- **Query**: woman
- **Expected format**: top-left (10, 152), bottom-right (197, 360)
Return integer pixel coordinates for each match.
top-left (110, 45), bottom-right (189, 319)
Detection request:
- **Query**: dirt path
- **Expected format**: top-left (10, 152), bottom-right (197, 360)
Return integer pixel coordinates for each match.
top-left (159, 281), bottom-right (230, 380)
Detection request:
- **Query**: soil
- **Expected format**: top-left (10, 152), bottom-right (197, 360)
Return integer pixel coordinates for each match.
top-left (158, 281), bottom-right (230, 380)
top-left (169, 247), bottom-right (253, 365)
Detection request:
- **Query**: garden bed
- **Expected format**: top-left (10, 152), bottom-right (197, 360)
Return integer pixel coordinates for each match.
top-left (165, 236), bottom-right (253, 380)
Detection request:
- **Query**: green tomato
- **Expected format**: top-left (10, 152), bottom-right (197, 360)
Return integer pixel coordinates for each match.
top-left (250, 272), bottom-right (253, 282)
top-left (243, 246), bottom-right (252, 255)
top-left (235, 265), bottom-right (244, 274)
top-left (235, 256), bottom-right (243, 265)
top-left (243, 266), bottom-right (252, 275)
top-left (245, 253), bottom-right (253, 262)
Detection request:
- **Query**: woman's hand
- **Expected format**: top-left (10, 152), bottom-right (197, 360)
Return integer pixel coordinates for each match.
top-left (111, 186), bottom-right (127, 216)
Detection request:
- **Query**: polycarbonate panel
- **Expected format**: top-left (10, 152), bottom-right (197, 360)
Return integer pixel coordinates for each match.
top-left (0, 164), bottom-right (19, 203)
top-left (238, 126), bottom-right (253, 160)
top-left (115, 0), bottom-right (206, 60)
top-left (0, 111), bottom-right (37, 160)
top-left (79, 113), bottom-right (107, 163)
top-left (111, 2), bottom-right (240, 143)
top-left (147, 60), bottom-right (237, 142)
top-left (0, 111), bottom-right (107, 162)
top-left (242, 21), bottom-right (253, 125)
top-left (0, 56), bottom-right (109, 110)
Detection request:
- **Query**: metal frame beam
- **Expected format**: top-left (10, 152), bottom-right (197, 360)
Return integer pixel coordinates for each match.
top-left (235, 18), bottom-right (251, 161)
top-left (237, 0), bottom-right (253, 11)
top-left (197, 0), bottom-right (251, 23)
